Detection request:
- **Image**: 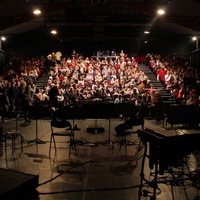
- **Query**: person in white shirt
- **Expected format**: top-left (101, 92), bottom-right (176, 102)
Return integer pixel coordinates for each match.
top-left (164, 70), bottom-right (171, 86)
top-left (114, 94), bottom-right (123, 104)
top-left (55, 50), bottom-right (62, 64)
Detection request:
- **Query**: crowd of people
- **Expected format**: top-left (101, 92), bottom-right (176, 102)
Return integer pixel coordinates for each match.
top-left (146, 53), bottom-right (200, 106)
top-left (0, 49), bottom-right (200, 124)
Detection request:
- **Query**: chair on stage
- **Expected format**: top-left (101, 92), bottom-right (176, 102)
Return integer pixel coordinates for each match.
top-left (2, 110), bottom-right (23, 164)
top-left (115, 103), bottom-right (144, 154)
top-left (49, 118), bottom-right (76, 158)
top-left (117, 117), bottom-right (144, 154)
top-left (61, 106), bottom-right (83, 133)
top-left (3, 130), bottom-right (23, 163)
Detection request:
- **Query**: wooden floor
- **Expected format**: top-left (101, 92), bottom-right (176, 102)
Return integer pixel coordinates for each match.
top-left (0, 115), bottom-right (200, 200)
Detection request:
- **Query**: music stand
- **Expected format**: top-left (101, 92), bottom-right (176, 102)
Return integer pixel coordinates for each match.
top-left (84, 101), bottom-right (105, 134)
top-left (60, 105), bottom-right (84, 147)
top-left (28, 105), bottom-right (47, 145)
top-left (97, 117), bottom-right (114, 148)
top-left (93, 102), bottom-right (116, 148)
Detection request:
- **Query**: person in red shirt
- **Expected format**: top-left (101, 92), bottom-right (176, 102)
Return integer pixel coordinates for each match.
top-left (156, 66), bottom-right (165, 84)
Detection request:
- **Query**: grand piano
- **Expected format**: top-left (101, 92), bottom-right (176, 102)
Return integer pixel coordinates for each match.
top-left (137, 127), bottom-right (200, 200)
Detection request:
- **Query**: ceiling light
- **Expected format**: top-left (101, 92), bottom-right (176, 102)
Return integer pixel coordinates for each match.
top-left (1, 36), bottom-right (6, 41)
top-left (51, 30), bottom-right (57, 35)
top-left (157, 9), bottom-right (165, 15)
top-left (192, 36), bottom-right (197, 41)
top-left (144, 31), bottom-right (150, 34)
top-left (33, 9), bottom-right (41, 15)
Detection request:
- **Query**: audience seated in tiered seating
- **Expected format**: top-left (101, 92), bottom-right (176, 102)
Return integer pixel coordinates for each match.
top-left (147, 53), bottom-right (200, 106)
top-left (1, 50), bottom-right (200, 127)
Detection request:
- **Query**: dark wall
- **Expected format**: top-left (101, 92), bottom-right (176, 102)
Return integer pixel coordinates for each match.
top-left (2, 29), bottom-right (195, 58)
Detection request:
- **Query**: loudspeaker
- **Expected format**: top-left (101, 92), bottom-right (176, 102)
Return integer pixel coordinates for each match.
top-left (87, 126), bottom-right (105, 134)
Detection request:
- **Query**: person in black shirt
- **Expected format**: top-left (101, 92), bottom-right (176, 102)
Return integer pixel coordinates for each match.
top-left (44, 56), bottom-right (53, 77)
top-left (115, 102), bottom-right (144, 135)
top-left (48, 85), bottom-right (59, 109)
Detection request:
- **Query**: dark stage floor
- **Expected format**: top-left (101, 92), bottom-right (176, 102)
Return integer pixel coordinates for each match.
top-left (0, 115), bottom-right (200, 200)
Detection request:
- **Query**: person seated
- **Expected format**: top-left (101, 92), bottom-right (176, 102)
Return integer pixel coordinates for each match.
top-left (111, 49), bottom-right (116, 56)
top-left (186, 92), bottom-right (198, 106)
top-left (115, 103), bottom-right (144, 135)
top-left (115, 113), bottom-right (144, 136)
top-left (96, 50), bottom-right (102, 57)
top-left (114, 94), bottom-right (123, 104)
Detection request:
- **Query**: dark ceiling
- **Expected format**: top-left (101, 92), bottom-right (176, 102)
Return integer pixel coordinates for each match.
top-left (0, 0), bottom-right (200, 55)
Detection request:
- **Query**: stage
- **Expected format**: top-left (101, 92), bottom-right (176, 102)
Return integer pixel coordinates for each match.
top-left (0, 114), bottom-right (199, 200)
top-left (0, 168), bottom-right (39, 200)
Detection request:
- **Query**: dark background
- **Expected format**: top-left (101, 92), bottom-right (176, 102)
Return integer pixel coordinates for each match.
top-left (3, 29), bottom-right (195, 58)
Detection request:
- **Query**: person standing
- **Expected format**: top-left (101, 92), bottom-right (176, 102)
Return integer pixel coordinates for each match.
top-left (0, 89), bottom-right (10, 122)
top-left (23, 84), bottom-right (34, 122)
top-left (120, 50), bottom-right (125, 58)
top-left (55, 50), bottom-right (62, 65)
top-left (44, 55), bottom-right (53, 77)
top-left (71, 49), bottom-right (79, 61)
top-left (152, 90), bottom-right (163, 121)
top-left (7, 79), bottom-right (18, 113)
top-left (48, 85), bottom-right (60, 109)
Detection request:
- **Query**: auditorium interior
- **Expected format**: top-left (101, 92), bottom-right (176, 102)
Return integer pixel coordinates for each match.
top-left (1, 62), bottom-right (200, 200)
top-left (1, 0), bottom-right (200, 200)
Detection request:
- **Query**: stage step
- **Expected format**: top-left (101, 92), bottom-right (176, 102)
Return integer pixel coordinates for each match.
top-left (36, 73), bottom-right (48, 89)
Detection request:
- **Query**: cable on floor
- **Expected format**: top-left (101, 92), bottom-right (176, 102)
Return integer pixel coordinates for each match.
top-left (38, 159), bottom-right (92, 186)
